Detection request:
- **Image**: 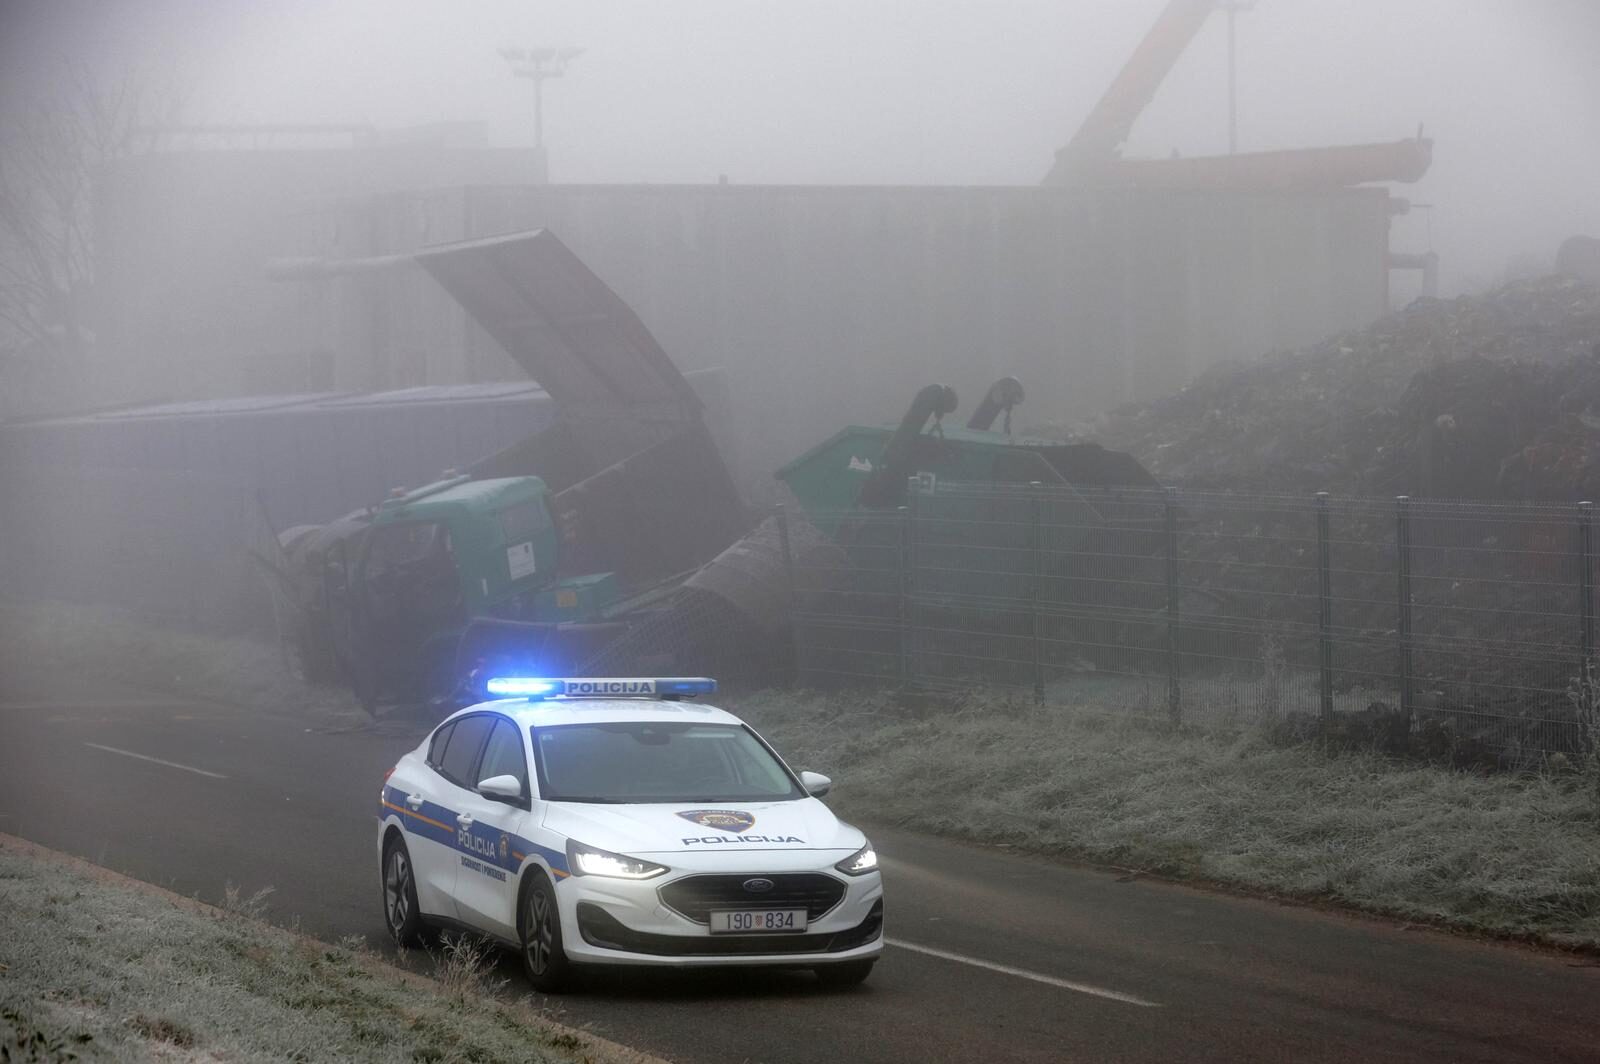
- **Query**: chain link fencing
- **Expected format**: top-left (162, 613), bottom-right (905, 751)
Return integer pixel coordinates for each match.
top-left (789, 482), bottom-right (1600, 766)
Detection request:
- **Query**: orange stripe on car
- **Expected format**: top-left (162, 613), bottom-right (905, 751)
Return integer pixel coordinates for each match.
top-left (382, 801), bottom-right (454, 833)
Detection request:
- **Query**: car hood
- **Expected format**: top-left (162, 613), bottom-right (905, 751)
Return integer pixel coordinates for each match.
top-left (542, 797), bottom-right (861, 856)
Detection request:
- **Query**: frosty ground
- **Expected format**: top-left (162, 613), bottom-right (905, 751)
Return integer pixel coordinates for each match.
top-left (5, 601), bottom-right (1597, 953)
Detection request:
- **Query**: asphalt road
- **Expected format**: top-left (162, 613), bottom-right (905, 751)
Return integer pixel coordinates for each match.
top-left (3, 680), bottom-right (1597, 1064)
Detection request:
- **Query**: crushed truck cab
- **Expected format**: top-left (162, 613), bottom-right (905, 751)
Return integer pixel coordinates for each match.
top-left (369, 476), bottom-right (565, 613)
top-left (332, 475), bottom-right (630, 711)
top-left (277, 229), bottom-right (750, 713)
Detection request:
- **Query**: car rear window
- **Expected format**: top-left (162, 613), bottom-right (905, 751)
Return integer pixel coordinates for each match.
top-left (427, 722), bottom-right (455, 769)
top-left (437, 715), bottom-right (494, 788)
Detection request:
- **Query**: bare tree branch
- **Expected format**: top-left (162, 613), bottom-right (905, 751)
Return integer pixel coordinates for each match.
top-left (0, 58), bottom-right (183, 362)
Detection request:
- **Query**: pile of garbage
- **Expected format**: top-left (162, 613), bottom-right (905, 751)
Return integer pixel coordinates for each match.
top-left (1085, 276), bottom-right (1600, 499)
top-left (1037, 278), bottom-right (1600, 761)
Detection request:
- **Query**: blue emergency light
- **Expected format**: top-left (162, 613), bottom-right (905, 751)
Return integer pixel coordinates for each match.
top-left (483, 677), bottom-right (560, 698)
top-left (484, 676), bottom-right (717, 700)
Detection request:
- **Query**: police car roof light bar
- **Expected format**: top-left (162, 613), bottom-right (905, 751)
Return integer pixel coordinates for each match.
top-left (654, 678), bottom-right (718, 698)
top-left (484, 677), bottom-right (717, 700)
top-left (484, 677), bottom-right (560, 698)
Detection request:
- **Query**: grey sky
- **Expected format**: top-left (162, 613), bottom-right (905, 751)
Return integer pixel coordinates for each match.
top-left (4, 0), bottom-right (1597, 295)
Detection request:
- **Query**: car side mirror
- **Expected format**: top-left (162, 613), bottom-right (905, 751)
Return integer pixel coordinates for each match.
top-left (478, 774), bottom-right (523, 803)
top-left (799, 770), bottom-right (832, 797)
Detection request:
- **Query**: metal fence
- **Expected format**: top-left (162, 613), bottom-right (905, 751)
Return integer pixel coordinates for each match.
top-left (788, 482), bottom-right (1600, 763)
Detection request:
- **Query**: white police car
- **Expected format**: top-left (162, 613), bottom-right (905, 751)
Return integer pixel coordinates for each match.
top-left (377, 678), bottom-right (883, 991)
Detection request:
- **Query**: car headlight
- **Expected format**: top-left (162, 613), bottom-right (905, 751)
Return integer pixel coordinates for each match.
top-left (834, 840), bottom-right (878, 876)
top-left (566, 840), bottom-right (669, 880)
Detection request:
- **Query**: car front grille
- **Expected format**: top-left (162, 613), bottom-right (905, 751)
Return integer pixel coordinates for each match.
top-left (658, 873), bottom-right (847, 924)
top-left (578, 900), bottom-right (882, 957)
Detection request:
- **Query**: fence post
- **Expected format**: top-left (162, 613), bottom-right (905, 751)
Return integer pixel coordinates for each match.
top-left (1396, 495), bottom-right (1414, 718)
top-left (1030, 485), bottom-right (1045, 701)
top-left (898, 501), bottom-right (913, 690)
top-left (774, 503), bottom-right (797, 680)
top-left (1580, 500), bottom-right (1594, 681)
top-left (1164, 488), bottom-right (1181, 725)
top-left (774, 503), bottom-right (795, 597)
top-left (1316, 492), bottom-right (1334, 728)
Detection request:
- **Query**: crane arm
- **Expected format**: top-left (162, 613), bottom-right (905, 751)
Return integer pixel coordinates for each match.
top-left (1045, 0), bottom-right (1218, 185)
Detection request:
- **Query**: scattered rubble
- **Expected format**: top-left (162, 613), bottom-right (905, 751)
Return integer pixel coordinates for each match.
top-left (1038, 278), bottom-right (1600, 758)
top-left (1084, 276), bottom-right (1600, 498)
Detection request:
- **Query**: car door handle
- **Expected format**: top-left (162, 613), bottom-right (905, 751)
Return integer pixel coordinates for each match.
top-left (405, 794), bottom-right (424, 810)
top-left (456, 814), bottom-right (474, 828)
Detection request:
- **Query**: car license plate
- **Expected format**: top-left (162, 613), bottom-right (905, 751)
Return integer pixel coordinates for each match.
top-left (709, 909), bottom-right (809, 934)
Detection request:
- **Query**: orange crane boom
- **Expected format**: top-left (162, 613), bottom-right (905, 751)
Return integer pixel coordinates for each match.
top-left (1044, 0), bottom-right (1431, 190)
top-left (1091, 136), bottom-right (1433, 190)
top-left (1045, 0), bottom-right (1218, 185)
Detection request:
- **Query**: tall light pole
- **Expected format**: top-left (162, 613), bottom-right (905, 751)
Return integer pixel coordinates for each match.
top-left (499, 46), bottom-right (584, 183)
top-left (1219, 1), bottom-right (1254, 154)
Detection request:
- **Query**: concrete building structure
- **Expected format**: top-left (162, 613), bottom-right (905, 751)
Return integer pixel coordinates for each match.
top-left (89, 123), bottom-right (541, 406)
top-left (266, 181), bottom-right (1393, 477)
top-left (83, 127), bottom-right (1397, 482)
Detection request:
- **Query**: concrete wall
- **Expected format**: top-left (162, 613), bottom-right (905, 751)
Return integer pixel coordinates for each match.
top-left (89, 165), bottom-right (1392, 488)
top-left (90, 142), bottom-right (542, 406)
top-left (271, 183), bottom-right (1392, 480)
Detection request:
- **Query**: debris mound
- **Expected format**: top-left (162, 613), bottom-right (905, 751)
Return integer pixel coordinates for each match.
top-left (1088, 276), bottom-right (1600, 498)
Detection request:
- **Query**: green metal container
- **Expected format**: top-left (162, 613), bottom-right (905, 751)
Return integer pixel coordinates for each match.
top-left (532, 572), bottom-right (621, 623)
top-left (775, 424), bottom-right (1158, 533)
top-left (371, 475), bottom-right (563, 612)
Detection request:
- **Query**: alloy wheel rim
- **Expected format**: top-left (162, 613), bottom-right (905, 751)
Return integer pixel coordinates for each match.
top-left (526, 889), bottom-right (552, 974)
top-left (385, 849), bottom-right (409, 931)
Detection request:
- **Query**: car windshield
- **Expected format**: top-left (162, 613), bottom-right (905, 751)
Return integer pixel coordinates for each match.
top-left (531, 721), bottom-right (804, 803)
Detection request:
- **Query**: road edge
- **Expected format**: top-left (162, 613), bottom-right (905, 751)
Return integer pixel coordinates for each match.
top-left (860, 820), bottom-right (1600, 961)
top-left (0, 831), bottom-right (674, 1064)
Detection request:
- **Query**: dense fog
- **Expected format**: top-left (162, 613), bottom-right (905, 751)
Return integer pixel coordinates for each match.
top-left (3, 0), bottom-right (1596, 295)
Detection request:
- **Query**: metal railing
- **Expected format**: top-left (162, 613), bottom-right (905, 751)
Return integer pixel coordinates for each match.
top-left (788, 482), bottom-right (1600, 764)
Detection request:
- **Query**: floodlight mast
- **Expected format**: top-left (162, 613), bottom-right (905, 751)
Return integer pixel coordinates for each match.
top-left (1219, 1), bottom-right (1255, 154)
top-left (499, 45), bottom-right (584, 182)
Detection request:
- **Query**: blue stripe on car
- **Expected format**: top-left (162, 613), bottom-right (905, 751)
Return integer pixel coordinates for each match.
top-left (380, 785), bottom-right (568, 876)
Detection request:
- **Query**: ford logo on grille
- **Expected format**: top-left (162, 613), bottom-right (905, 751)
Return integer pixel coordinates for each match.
top-left (742, 877), bottom-right (775, 894)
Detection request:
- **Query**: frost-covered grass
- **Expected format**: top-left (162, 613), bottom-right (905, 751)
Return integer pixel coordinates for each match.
top-left (7, 599), bottom-right (1598, 950)
top-left (0, 839), bottom-right (656, 1064)
top-left (738, 689), bottom-right (1600, 949)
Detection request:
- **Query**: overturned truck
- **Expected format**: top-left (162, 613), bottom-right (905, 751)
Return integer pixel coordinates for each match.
top-left (275, 230), bottom-right (758, 711)
top-left (276, 229), bottom-right (1166, 711)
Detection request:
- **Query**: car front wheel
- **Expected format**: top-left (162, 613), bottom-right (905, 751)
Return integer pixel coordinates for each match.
top-left (520, 870), bottom-right (573, 993)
